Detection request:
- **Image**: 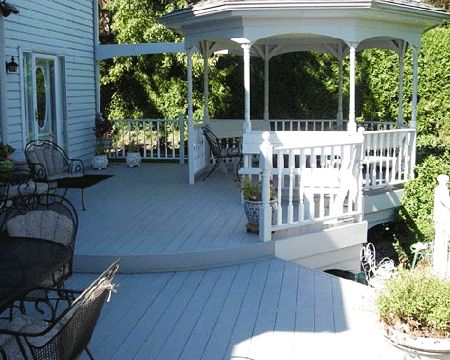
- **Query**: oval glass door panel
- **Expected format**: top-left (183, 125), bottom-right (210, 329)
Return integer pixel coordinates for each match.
top-left (36, 67), bottom-right (46, 128)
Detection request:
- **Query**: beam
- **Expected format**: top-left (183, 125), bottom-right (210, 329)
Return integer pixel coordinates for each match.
top-left (95, 43), bottom-right (186, 61)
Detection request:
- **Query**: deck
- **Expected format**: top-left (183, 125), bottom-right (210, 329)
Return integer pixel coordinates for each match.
top-left (68, 258), bottom-right (402, 360)
top-left (61, 163), bottom-right (402, 358)
top-left (68, 162), bottom-right (274, 273)
top-left (67, 162), bottom-right (401, 273)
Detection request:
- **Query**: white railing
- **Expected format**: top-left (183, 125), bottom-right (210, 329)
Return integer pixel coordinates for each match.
top-left (362, 129), bottom-right (416, 189)
top-left (270, 119), bottom-right (345, 131)
top-left (109, 117), bottom-right (185, 162)
top-left (357, 121), bottom-right (397, 131)
top-left (243, 131), bottom-right (365, 241)
top-left (434, 174), bottom-right (450, 278)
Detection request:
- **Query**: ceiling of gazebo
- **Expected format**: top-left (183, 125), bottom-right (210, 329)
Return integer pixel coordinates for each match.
top-left (159, 0), bottom-right (449, 58)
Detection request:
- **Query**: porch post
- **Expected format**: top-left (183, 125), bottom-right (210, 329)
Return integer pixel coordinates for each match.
top-left (264, 45), bottom-right (269, 122)
top-left (0, 17), bottom-right (7, 143)
top-left (202, 41), bottom-right (210, 123)
top-left (242, 42), bottom-right (251, 133)
top-left (260, 131), bottom-right (273, 242)
top-left (434, 175), bottom-right (450, 278)
top-left (411, 45), bottom-right (419, 129)
top-left (337, 42), bottom-right (344, 126)
top-left (187, 48), bottom-right (195, 184)
top-left (397, 41), bottom-right (407, 128)
top-left (348, 43), bottom-right (357, 133)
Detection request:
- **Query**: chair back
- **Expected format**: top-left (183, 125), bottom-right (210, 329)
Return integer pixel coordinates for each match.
top-left (0, 194), bottom-right (78, 285)
top-left (202, 127), bottom-right (223, 157)
top-left (360, 242), bottom-right (377, 280)
top-left (26, 259), bottom-right (120, 360)
top-left (25, 140), bottom-right (71, 181)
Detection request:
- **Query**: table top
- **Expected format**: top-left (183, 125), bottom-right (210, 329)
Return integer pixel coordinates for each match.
top-left (0, 237), bottom-right (71, 313)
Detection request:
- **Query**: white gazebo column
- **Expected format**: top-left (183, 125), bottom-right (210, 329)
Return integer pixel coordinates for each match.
top-left (264, 45), bottom-right (270, 122)
top-left (202, 41), bottom-right (210, 123)
top-left (411, 45), bottom-right (419, 129)
top-left (337, 42), bottom-right (344, 127)
top-left (348, 43), bottom-right (357, 133)
top-left (242, 42), bottom-right (252, 133)
top-left (187, 48), bottom-right (195, 185)
top-left (397, 42), bottom-right (407, 128)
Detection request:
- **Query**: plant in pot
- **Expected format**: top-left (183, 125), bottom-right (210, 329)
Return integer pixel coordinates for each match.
top-left (126, 139), bottom-right (141, 167)
top-left (375, 265), bottom-right (450, 359)
top-left (0, 142), bottom-right (15, 160)
top-left (241, 177), bottom-right (277, 231)
top-left (93, 113), bottom-right (117, 150)
top-left (92, 141), bottom-right (109, 170)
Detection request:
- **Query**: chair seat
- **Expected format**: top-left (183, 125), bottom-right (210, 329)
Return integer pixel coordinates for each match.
top-left (219, 147), bottom-right (241, 158)
top-left (47, 172), bottom-right (84, 182)
top-left (0, 315), bottom-right (60, 359)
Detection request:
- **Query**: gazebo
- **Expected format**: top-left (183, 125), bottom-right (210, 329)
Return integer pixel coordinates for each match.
top-left (158, 0), bottom-right (448, 269)
top-left (159, 0), bottom-right (447, 175)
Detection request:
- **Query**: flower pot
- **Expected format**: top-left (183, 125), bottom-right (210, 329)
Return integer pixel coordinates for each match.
top-left (243, 199), bottom-right (277, 227)
top-left (126, 152), bottom-right (141, 167)
top-left (99, 137), bottom-right (112, 150)
top-left (385, 325), bottom-right (450, 360)
top-left (92, 155), bottom-right (108, 170)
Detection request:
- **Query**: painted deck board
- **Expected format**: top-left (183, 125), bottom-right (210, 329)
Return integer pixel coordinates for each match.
top-left (64, 259), bottom-right (399, 360)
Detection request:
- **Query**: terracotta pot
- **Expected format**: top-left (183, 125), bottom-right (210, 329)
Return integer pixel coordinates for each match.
top-left (99, 137), bottom-right (112, 150)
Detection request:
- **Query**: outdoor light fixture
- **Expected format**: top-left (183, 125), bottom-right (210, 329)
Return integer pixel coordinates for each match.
top-left (6, 56), bottom-right (18, 73)
top-left (0, 1), bottom-right (19, 17)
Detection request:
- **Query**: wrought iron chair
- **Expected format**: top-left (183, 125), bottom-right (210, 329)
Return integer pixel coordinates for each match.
top-left (25, 140), bottom-right (84, 197)
top-left (360, 242), bottom-right (396, 288)
top-left (0, 194), bottom-right (78, 290)
top-left (0, 259), bottom-right (120, 360)
top-left (202, 126), bottom-right (243, 181)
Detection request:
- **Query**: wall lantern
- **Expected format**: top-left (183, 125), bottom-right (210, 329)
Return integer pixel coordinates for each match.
top-left (0, 1), bottom-right (19, 17)
top-left (6, 56), bottom-right (18, 73)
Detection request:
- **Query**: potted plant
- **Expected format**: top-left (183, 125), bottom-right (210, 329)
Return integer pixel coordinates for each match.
top-left (375, 265), bottom-right (450, 359)
top-left (126, 139), bottom-right (141, 167)
top-left (0, 142), bottom-right (15, 160)
top-left (0, 159), bottom-right (14, 180)
top-left (93, 113), bottom-right (117, 150)
top-left (241, 177), bottom-right (277, 230)
top-left (92, 141), bottom-right (109, 169)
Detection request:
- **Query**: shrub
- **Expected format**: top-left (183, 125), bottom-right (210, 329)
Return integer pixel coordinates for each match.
top-left (397, 149), bottom-right (450, 246)
top-left (376, 266), bottom-right (450, 338)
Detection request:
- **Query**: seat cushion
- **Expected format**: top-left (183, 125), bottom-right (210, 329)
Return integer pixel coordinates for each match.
top-left (7, 210), bottom-right (74, 246)
top-left (0, 314), bottom-right (52, 359)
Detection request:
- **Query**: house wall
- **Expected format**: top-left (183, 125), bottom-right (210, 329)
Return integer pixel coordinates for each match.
top-left (3, 0), bottom-right (96, 160)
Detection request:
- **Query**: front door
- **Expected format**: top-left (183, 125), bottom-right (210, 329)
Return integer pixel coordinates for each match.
top-left (23, 53), bottom-right (65, 145)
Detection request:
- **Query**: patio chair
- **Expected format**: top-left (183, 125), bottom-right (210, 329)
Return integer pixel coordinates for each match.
top-left (0, 194), bottom-right (78, 289)
top-left (25, 140), bottom-right (84, 197)
top-left (202, 126), bottom-right (243, 181)
top-left (360, 242), bottom-right (396, 289)
top-left (0, 259), bottom-right (120, 360)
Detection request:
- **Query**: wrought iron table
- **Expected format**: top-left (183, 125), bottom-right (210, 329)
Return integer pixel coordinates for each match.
top-left (0, 236), bottom-right (71, 314)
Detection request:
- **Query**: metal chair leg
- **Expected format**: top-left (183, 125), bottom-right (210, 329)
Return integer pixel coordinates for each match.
top-left (202, 158), bottom-right (222, 180)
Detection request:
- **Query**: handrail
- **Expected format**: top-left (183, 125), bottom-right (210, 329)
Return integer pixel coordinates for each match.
top-left (362, 128), bottom-right (416, 189)
top-left (255, 131), bottom-right (364, 241)
top-left (109, 117), bottom-right (185, 162)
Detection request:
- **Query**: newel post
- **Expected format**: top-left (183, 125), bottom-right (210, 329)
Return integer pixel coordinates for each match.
top-left (259, 131), bottom-right (273, 242)
top-left (433, 174), bottom-right (450, 278)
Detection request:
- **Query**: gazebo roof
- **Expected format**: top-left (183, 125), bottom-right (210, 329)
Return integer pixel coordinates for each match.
top-left (159, 0), bottom-right (449, 56)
